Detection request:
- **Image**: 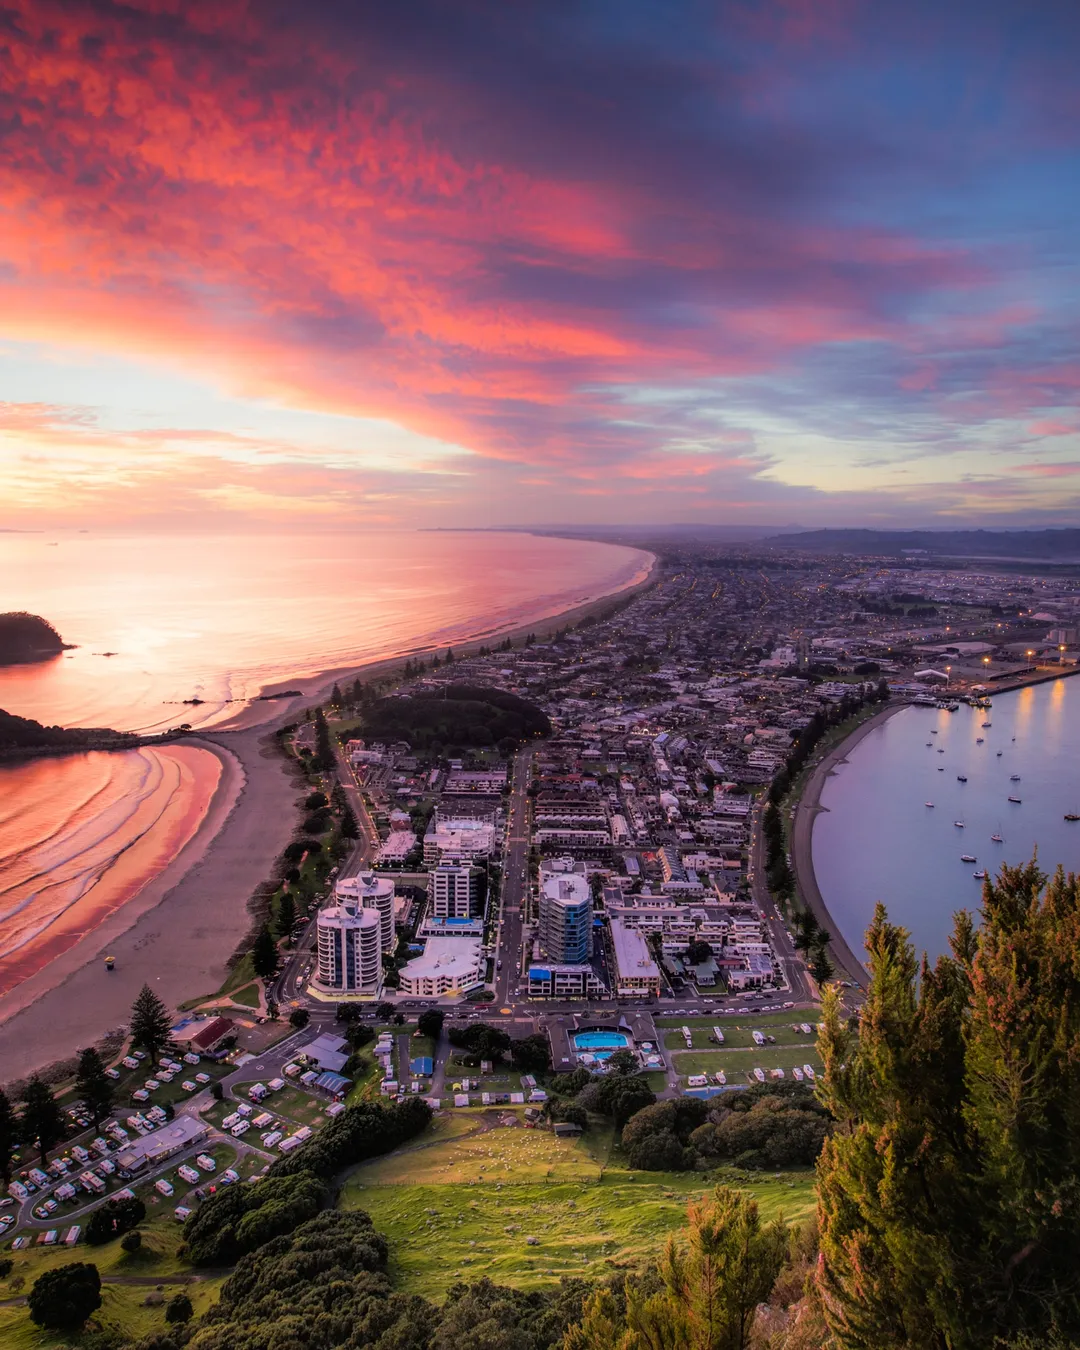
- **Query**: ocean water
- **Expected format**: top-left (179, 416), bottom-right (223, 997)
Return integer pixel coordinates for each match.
top-left (0, 530), bottom-right (647, 1000)
top-left (0, 745), bottom-right (220, 996)
top-left (811, 677), bottom-right (1080, 965)
top-left (0, 530), bottom-right (651, 732)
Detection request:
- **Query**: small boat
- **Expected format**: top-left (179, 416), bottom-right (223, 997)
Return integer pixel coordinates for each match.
top-left (925, 801), bottom-right (935, 808)
top-left (996, 752), bottom-right (1002, 757)
top-left (926, 742), bottom-right (933, 747)
top-left (982, 721), bottom-right (992, 728)
top-left (931, 730), bottom-right (938, 735)
top-left (961, 854), bottom-right (977, 863)
top-left (1008, 796), bottom-right (1022, 804)
top-left (1065, 814), bottom-right (1080, 822)
top-left (976, 737), bottom-right (984, 744)
top-left (954, 821), bottom-right (965, 828)
top-left (957, 775), bottom-right (968, 782)
top-left (991, 833), bottom-right (1003, 842)
top-left (973, 870), bottom-right (987, 879)
top-left (938, 748), bottom-right (945, 754)
top-left (1010, 775), bottom-right (1021, 782)
top-left (938, 766), bottom-right (945, 771)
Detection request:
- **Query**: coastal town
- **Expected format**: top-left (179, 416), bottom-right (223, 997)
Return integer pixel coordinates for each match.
top-left (0, 539), bottom-right (1078, 1339)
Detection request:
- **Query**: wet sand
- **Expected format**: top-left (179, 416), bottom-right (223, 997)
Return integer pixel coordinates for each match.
top-left (0, 728), bottom-right (297, 1080)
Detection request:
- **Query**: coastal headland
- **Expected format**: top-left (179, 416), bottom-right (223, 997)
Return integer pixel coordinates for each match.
top-left (789, 701), bottom-right (911, 985)
top-left (0, 550), bottom-right (657, 1082)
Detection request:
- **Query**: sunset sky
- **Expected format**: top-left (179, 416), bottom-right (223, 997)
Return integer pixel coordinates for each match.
top-left (1, 0), bottom-right (1078, 531)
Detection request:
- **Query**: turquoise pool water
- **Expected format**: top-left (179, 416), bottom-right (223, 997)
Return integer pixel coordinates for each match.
top-left (572, 1031), bottom-right (630, 1059)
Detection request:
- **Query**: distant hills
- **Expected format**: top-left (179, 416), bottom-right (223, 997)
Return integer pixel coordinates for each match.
top-left (766, 528), bottom-right (1080, 560)
top-left (0, 612), bottom-right (69, 665)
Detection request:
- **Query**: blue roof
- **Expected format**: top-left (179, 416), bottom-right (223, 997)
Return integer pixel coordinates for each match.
top-left (314, 1071), bottom-right (351, 1093)
top-left (529, 967), bottom-right (552, 980)
top-left (410, 1056), bottom-right (434, 1076)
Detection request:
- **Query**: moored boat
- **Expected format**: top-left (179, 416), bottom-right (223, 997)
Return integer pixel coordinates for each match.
top-left (973, 870), bottom-right (986, 879)
top-left (1008, 796), bottom-right (1022, 804)
top-left (1065, 813), bottom-right (1080, 822)
top-left (991, 833), bottom-right (1003, 842)
top-left (961, 853), bottom-right (977, 863)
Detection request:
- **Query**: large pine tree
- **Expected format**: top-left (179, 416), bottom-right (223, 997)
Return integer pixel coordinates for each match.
top-left (815, 860), bottom-right (1080, 1349)
top-left (252, 926), bottom-right (279, 980)
top-left (20, 1076), bottom-right (65, 1165)
top-left (129, 983), bottom-right (173, 1064)
top-left (0, 1087), bottom-right (16, 1183)
top-left (74, 1047), bottom-right (114, 1130)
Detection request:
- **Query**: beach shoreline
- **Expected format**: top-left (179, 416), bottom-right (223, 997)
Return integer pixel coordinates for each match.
top-left (0, 547), bottom-right (657, 1082)
top-left (215, 545), bottom-right (658, 732)
top-left (789, 700), bottom-right (911, 985)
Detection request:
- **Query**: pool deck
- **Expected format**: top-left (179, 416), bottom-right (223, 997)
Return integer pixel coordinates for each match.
top-left (547, 1011), bottom-right (657, 1071)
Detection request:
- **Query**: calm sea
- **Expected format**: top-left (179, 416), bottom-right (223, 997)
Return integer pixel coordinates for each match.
top-left (811, 677), bottom-right (1080, 965)
top-left (0, 530), bottom-right (648, 996)
top-left (0, 530), bottom-right (651, 732)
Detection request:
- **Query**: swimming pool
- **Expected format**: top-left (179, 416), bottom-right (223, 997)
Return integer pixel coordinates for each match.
top-left (571, 1030), bottom-right (630, 1060)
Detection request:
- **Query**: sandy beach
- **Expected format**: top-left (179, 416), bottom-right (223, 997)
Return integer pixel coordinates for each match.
top-left (0, 727), bottom-right (300, 1081)
top-left (0, 550), bottom-right (657, 1082)
top-left (789, 701), bottom-right (910, 985)
top-left (217, 547), bottom-right (659, 732)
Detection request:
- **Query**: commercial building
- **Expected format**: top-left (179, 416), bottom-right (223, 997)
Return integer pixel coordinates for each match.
top-left (527, 963), bottom-right (607, 1000)
top-left (538, 862), bottom-right (592, 965)
top-left (429, 861), bottom-right (478, 920)
top-left (423, 814), bottom-right (497, 863)
top-left (398, 936), bottom-right (485, 997)
top-left (115, 1117), bottom-right (208, 1176)
top-left (609, 919), bottom-right (662, 998)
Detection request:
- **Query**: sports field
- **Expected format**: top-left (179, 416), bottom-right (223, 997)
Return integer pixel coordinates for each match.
top-left (340, 1113), bottom-right (816, 1295)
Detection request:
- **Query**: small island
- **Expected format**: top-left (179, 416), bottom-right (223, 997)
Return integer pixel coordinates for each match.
top-left (0, 611), bottom-right (71, 665)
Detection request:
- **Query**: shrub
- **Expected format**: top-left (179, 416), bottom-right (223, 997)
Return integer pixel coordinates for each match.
top-left (165, 1292), bottom-right (193, 1324)
top-left (120, 1230), bottom-right (142, 1253)
top-left (27, 1262), bottom-right (102, 1330)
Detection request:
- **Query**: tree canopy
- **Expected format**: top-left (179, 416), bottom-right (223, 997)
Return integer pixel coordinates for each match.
top-left (361, 684), bottom-right (550, 751)
top-left (815, 861), bottom-right (1080, 1350)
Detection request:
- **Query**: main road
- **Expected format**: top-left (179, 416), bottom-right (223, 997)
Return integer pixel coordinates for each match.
top-left (748, 800), bottom-right (815, 1003)
top-left (492, 745), bottom-right (535, 1007)
top-left (268, 739), bottom-right (379, 1010)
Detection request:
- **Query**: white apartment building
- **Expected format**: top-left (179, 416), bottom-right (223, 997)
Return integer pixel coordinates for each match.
top-left (334, 872), bottom-right (395, 954)
top-left (429, 862), bottom-right (477, 920)
top-left (423, 815), bottom-right (496, 863)
top-left (315, 901), bottom-right (382, 994)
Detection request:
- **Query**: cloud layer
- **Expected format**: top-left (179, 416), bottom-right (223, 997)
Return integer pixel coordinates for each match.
top-left (0, 0), bottom-right (1077, 526)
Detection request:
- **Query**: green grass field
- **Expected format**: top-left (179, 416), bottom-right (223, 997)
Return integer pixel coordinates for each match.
top-left (0, 1188), bottom-right (229, 1349)
top-left (340, 1116), bottom-right (815, 1296)
top-left (662, 1023), bottom-right (820, 1051)
top-left (673, 1047), bottom-right (823, 1082)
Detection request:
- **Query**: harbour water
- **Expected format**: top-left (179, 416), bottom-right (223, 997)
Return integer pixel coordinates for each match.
top-left (811, 677), bottom-right (1080, 965)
